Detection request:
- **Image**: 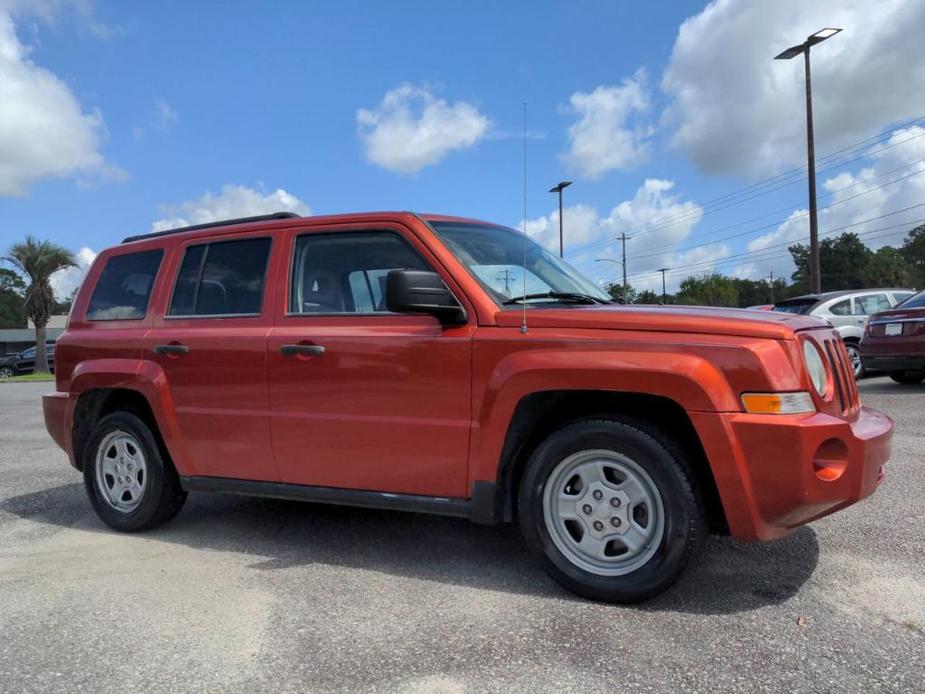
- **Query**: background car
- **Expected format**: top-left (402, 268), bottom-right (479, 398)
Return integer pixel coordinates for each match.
top-left (772, 288), bottom-right (916, 378)
top-left (0, 343), bottom-right (55, 378)
top-left (861, 290), bottom-right (925, 384)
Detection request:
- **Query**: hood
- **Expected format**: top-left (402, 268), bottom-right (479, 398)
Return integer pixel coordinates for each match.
top-left (494, 304), bottom-right (827, 340)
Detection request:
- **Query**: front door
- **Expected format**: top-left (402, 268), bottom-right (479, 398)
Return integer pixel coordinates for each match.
top-left (143, 232), bottom-right (279, 481)
top-left (267, 225), bottom-right (473, 498)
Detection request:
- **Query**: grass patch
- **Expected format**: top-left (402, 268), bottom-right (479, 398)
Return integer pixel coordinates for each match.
top-left (1, 372), bottom-right (55, 383)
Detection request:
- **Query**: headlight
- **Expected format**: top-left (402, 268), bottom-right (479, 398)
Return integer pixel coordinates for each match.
top-left (803, 340), bottom-right (828, 396)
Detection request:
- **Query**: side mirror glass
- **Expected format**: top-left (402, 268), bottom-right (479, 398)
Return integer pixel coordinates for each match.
top-left (385, 270), bottom-right (467, 326)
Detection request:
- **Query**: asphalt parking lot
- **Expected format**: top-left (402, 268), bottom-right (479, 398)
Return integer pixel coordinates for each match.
top-left (0, 380), bottom-right (923, 693)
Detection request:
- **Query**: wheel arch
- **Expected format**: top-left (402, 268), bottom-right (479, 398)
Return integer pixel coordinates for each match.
top-left (488, 390), bottom-right (728, 534)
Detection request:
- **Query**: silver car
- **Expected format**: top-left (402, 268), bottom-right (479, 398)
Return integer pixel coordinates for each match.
top-left (773, 288), bottom-right (916, 378)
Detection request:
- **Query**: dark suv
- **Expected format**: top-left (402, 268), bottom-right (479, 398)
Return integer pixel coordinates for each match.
top-left (0, 343), bottom-right (55, 378)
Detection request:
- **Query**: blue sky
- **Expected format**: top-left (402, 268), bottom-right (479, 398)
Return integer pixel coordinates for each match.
top-left (2, 0), bottom-right (924, 298)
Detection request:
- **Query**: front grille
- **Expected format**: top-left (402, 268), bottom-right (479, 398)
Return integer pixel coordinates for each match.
top-left (822, 337), bottom-right (860, 415)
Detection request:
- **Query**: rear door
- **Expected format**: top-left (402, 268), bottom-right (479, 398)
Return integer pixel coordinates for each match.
top-left (267, 223), bottom-right (474, 498)
top-left (142, 232), bottom-right (279, 481)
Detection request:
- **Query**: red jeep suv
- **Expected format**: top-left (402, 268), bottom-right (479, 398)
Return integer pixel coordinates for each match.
top-left (43, 212), bottom-right (893, 602)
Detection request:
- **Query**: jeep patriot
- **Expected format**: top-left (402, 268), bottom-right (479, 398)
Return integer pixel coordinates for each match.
top-left (43, 211), bottom-right (893, 602)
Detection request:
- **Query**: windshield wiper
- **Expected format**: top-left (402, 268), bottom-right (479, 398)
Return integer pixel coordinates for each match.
top-left (502, 292), bottom-right (610, 305)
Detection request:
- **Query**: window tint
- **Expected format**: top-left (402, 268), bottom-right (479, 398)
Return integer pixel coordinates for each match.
top-left (169, 238), bottom-right (271, 316)
top-left (855, 294), bottom-right (891, 315)
top-left (828, 299), bottom-right (851, 315)
top-left (87, 250), bottom-right (163, 321)
top-left (290, 232), bottom-right (430, 314)
top-left (897, 291), bottom-right (925, 309)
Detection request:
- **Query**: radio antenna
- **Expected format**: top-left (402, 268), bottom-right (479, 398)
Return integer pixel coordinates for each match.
top-left (521, 101), bottom-right (528, 334)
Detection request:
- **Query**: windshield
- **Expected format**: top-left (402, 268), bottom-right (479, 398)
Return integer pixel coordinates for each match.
top-left (429, 222), bottom-right (611, 305)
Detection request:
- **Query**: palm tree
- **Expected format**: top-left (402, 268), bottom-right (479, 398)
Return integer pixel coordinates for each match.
top-left (4, 236), bottom-right (76, 373)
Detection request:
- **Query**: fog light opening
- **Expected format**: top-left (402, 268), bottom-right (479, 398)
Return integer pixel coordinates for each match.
top-left (813, 438), bottom-right (848, 482)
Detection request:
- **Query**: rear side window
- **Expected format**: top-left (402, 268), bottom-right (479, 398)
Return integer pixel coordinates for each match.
top-left (86, 250), bottom-right (163, 321)
top-left (168, 238), bottom-right (271, 317)
top-left (855, 294), bottom-right (891, 315)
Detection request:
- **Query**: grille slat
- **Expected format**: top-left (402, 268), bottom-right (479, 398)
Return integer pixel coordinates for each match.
top-left (820, 337), bottom-right (860, 415)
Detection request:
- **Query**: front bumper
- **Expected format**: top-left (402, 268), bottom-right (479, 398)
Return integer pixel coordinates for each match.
top-left (691, 406), bottom-right (892, 541)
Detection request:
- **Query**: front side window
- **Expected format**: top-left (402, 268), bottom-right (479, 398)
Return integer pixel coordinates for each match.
top-left (169, 237), bottom-right (271, 317)
top-left (855, 294), bottom-right (891, 315)
top-left (87, 250), bottom-right (163, 321)
top-left (429, 222), bottom-right (611, 306)
top-left (289, 231), bottom-right (430, 314)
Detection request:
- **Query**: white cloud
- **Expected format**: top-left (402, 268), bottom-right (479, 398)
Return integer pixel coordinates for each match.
top-left (357, 84), bottom-right (489, 174)
top-left (151, 185), bottom-right (311, 232)
top-left (50, 246), bottom-right (95, 300)
top-left (522, 179), bottom-right (721, 292)
top-left (742, 126), bottom-right (925, 280)
top-left (562, 69), bottom-right (652, 179)
top-left (662, 0), bottom-right (925, 178)
top-left (0, 11), bottom-right (115, 196)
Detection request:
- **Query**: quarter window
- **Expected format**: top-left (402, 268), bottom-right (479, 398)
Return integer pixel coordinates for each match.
top-left (289, 232), bottom-right (430, 314)
top-left (168, 237), bottom-right (271, 316)
top-left (86, 250), bottom-right (163, 321)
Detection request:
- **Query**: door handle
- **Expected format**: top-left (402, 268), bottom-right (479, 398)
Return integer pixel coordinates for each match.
top-left (280, 344), bottom-right (325, 357)
top-left (154, 344), bottom-right (189, 355)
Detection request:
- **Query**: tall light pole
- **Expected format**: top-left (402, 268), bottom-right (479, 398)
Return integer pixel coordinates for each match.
top-left (775, 27), bottom-right (841, 294)
top-left (549, 181), bottom-right (572, 258)
top-left (658, 268), bottom-right (669, 304)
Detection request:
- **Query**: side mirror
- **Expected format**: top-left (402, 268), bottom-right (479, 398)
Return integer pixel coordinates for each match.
top-left (386, 270), bottom-right (467, 326)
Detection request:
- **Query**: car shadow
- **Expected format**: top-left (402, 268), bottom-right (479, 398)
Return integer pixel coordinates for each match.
top-left (2, 482), bottom-right (819, 615)
top-left (858, 379), bottom-right (925, 395)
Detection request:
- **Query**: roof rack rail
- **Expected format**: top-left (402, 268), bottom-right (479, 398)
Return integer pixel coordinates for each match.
top-left (122, 212), bottom-right (301, 244)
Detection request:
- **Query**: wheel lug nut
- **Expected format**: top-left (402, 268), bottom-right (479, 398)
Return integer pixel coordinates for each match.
top-left (582, 504), bottom-right (593, 515)
top-left (592, 490), bottom-right (603, 501)
top-left (610, 498), bottom-right (621, 508)
top-left (611, 517), bottom-right (622, 528)
top-left (593, 521), bottom-right (604, 531)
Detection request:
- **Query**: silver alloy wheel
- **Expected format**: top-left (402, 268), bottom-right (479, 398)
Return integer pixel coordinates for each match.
top-left (846, 343), bottom-right (863, 378)
top-left (0, 366), bottom-right (13, 379)
top-left (95, 430), bottom-right (148, 513)
top-left (543, 449), bottom-right (665, 576)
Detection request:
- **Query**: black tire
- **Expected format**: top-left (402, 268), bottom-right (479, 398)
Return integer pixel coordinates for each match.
top-left (0, 365), bottom-right (15, 378)
top-left (82, 412), bottom-right (187, 531)
top-left (889, 370), bottom-right (925, 385)
top-left (518, 417), bottom-right (706, 603)
top-left (844, 341), bottom-right (865, 379)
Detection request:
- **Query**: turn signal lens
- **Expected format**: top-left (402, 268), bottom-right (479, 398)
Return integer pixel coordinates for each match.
top-left (741, 392), bottom-right (816, 415)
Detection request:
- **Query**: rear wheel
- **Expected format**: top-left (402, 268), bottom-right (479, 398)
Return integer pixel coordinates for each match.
top-left (518, 418), bottom-right (706, 603)
top-left (889, 370), bottom-right (925, 385)
top-left (844, 341), bottom-right (865, 379)
top-left (83, 412), bottom-right (187, 531)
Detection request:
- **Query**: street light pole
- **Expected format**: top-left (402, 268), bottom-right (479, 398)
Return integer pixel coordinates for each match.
top-left (658, 268), bottom-right (669, 304)
top-left (549, 181), bottom-right (572, 258)
top-left (775, 27), bottom-right (841, 295)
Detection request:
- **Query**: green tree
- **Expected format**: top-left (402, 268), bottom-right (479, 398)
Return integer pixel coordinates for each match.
top-left (3, 237), bottom-right (75, 373)
top-left (676, 273), bottom-right (738, 307)
top-left (605, 282), bottom-right (636, 304)
top-left (0, 268), bottom-right (27, 329)
top-left (789, 233), bottom-right (873, 292)
top-left (901, 223), bottom-right (925, 287)
top-left (864, 246), bottom-right (914, 287)
top-left (636, 289), bottom-right (663, 304)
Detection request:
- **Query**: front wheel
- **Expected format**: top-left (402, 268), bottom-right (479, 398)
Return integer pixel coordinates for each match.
top-left (518, 418), bottom-right (706, 603)
top-left (83, 412), bottom-right (187, 531)
top-left (889, 370), bottom-right (925, 385)
top-left (0, 365), bottom-right (15, 379)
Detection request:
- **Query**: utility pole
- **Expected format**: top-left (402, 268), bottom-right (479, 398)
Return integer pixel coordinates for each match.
top-left (619, 232), bottom-right (631, 303)
top-left (769, 270), bottom-right (775, 303)
top-left (775, 27), bottom-right (841, 295)
top-left (495, 269), bottom-right (516, 294)
top-left (548, 181), bottom-right (572, 258)
top-left (658, 268), bottom-right (669, 304)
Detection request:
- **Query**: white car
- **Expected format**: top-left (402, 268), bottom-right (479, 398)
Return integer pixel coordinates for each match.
top-left (773, 288), bottom-right (916, 378)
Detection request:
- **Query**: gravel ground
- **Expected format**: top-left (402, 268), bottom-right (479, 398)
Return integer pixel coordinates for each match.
top-left (0, 379), bottom-right (922, 693)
